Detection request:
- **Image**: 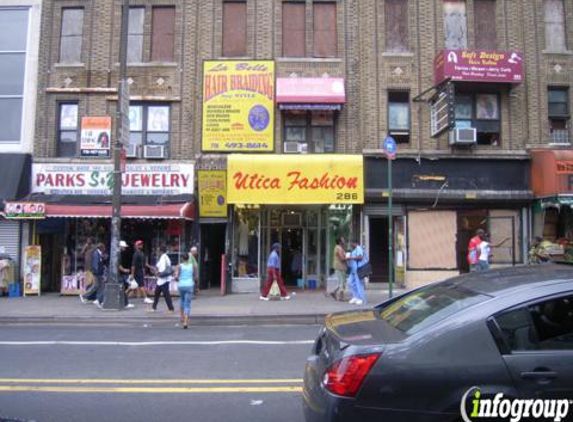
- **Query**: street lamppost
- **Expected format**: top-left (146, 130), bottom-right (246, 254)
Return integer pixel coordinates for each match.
top-left (103, 0), bottom-right (130, 310)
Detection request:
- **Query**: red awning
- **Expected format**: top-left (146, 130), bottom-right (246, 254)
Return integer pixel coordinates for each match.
top-left (45, 202), bottom-right (194, 220)
top-left (276, 78), bottom-right (345, 104)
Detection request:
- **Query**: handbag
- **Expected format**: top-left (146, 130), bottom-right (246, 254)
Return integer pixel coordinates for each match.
top-left (157, 265), bottom-right (173, 278)
top-left (357, 262), bottom-right (372, 279)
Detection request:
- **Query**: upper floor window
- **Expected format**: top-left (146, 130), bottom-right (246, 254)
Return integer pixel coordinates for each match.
top-left (58, 103), bottom-right (79, 157)
top-left (474, 0), bottom-right (496, 50)
top-left (282, 2), bottom-right (306, 57)
top-left (455, 92), bottom-right (500, 146)
top-left (313, 2), bottom-right (337, 58)
top-left (283, 110), bottom-right (335, 153)
top-left (222, 1), bottom-right (247, 57)
top-left (548, 87), bottom-right (570, 144)
top-left (443, 0), bottom-right (467, 50)
top-left (59, 8), bottom-right (84, 64)
top-left (127, 7), bottom-right (145, 63)
top-left (544, 0), bottom-right (567, 52)
top-left (129, 104), bottom-right (171, 158)
top-left (151, 7), bottom-right (175, 62)
top-left (388, 91), bottom-right (410, 144)
top-left (0, 8), bottom-right (29, 143)
top-left (385, 0), bottom-right (409, 53)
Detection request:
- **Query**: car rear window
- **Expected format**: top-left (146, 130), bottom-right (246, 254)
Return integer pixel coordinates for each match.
top-left (376, 284), bottom-right (489, 335)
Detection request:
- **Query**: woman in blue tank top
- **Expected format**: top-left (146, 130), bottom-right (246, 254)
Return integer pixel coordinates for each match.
top-left (175, 253), bottom-right (197, 329)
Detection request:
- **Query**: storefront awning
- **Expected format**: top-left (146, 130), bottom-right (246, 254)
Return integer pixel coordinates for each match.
top-left (276, 78), bottom-right (345, 104)
top-left (531, 149), bottom-right (573, 197)
top-left (538, 195), bottom-right (573, 209)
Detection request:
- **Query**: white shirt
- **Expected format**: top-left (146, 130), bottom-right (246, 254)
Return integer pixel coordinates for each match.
top-left (478, 241), bottom-right (491, 262)
top-left (156, 253), bottom-right (172, 286)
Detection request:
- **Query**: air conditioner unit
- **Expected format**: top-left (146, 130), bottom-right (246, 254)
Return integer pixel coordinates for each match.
top-left (449, 128), bottom-right (477, 145)
top-left (125, 144), bottom-right (139, 158)
top-left (284, 142), bottom-right (300, 153)
top-left (143, 145), bottom-right (167, 159)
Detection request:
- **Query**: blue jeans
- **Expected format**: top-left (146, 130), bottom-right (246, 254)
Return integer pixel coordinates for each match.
top-left (348, 272), bottom-right (366, 303)
top-left (178, 286), bottom-right (193, 316)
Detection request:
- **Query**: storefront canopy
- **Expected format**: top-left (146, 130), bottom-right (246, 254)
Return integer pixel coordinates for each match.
top-left (23, 195), bottom-right (195, 220)
top-left (276, 78), bottom-right (345, 104)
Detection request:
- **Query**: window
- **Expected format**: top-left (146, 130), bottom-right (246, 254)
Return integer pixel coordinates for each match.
top-left (313, 2), bottom-right (337, 58)
top-left (222, 1), bottom-right (247, 57)
top-left (59, 8), bottom-right (84, 64)
top-left (282, 2), bottom-right (306, 57)
top-left (58, 103), bottom-right (79, 157)
top-left (283, 110), bottom-right (335, 153)
top-left (544, 0), bottom-right (567, 52)
top-left (151, 7), bottom-right (175, 62)
top-left (455, 92), bottom-right (500, 145)
top-left (385, 0), bottom-right (409, 53)
top-left (127, 7), bottom-right (144, 63)
top-left (474, 0), bottom-right (496, 50)
top-left (494, 295), bottom-right (573, 352)
top-left (0, 8), bottom-right (28, 143)
top-left (129, 104), bottom-right (171, 155)
top-left (443, 0), bottom-right (467, 50)
top-left (388, 91), bottom-right (410, 144)
top-left (548, 87), bottom-right (570, 144)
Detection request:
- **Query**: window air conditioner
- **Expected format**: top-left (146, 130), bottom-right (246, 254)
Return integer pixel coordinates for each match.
top-left (125, 144), bottom-right (139, 158)
top-left (284, 142), bottom-right (300, 153)
top-left (143, 145), bottom-right (167, 159)
top-left (449, 128), bottom-right (477, 145)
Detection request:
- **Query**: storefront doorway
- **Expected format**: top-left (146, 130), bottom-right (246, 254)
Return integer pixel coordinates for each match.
top-left (200, 223), bottom-right (226, 289)
top-left (368, 218), bottom-right (389, 283)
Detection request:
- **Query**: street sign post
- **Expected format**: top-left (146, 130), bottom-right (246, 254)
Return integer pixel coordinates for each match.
top-left (382, 136), bottom-right (396, 298)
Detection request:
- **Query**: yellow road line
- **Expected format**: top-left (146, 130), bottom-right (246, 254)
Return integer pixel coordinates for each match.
top-left (0, 378), bottom-right (303, 385)
top-left (0, 385), bottom-right (303, 394)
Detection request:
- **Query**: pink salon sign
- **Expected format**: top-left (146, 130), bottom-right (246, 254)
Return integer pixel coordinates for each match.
top-left (434, 50), bottom-right (523, 85)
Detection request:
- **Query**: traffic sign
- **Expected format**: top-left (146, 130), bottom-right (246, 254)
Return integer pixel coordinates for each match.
top-left (383, 135), bottom-right (397, 159)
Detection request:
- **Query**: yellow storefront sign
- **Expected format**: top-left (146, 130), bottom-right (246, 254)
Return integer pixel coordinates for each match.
top-left (202, 61), bottom-right (275, 152)
top-left (198, 170), bottom-right (227, 218)
top-left (227, 155), bottom-right (364, 204)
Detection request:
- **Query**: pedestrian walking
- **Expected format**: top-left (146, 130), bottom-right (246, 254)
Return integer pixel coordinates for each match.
top-left (346, 241), bottom-right (366, 305)
top-left (477, 233), bottom-right (510, 272)
top-left (149, 246), bottom-right (175, 313)
top-left (329, 236), bottom-right (348, 301)
top-left (189, 246), bottom-right (200, 296)
top-left (119, 240), bottom-right (134, 309)
top-left (467, 228), bottom-right (485, 272)
top-left (174, 253), bottom-right (198, 329)
top-left (260, 243), bottom-right (290, 301)
top-left (130, 240), bottom-right (154, 304)
top-left (79, 238), bottom-right (95, 303)
top-left (81, 242), bottom-right (106, 308)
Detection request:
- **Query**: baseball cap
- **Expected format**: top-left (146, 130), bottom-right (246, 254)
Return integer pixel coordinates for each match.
top-left (119, 240), bottom-right (128, 248)
top-left (271, 243), bottom-right (281, 250)
top-left (135, 240), bottom-right (144, 247)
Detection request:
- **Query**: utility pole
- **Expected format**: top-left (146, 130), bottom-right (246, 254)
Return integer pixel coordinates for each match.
top-left (103, 0), bottom-right (130, 310)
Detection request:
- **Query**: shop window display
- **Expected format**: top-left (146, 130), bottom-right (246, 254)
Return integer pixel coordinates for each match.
top-left (234, 207), bottom-right (260, 278)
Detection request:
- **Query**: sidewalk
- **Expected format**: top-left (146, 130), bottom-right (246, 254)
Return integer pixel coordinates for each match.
top-left (0, 286), bottom-right (407, 326)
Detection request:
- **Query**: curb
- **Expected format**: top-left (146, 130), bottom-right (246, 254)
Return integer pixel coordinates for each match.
top-left (0, 313), bottom-right (328, 326)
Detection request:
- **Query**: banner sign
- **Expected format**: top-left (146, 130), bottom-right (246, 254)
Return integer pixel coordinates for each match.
top-left (202, 60), bottom-right (275, 152)
top-left (32, 163), bottom-right (194, 196)
top-left (61, 272), bottom-right (87, 296)
top-left (80, 117), bottom-right (112, 157)
top-left (434, 50), bottom-right (524, 85)
top-left (23, 245), bottom-right (41, 296)
top-left (198, 170), bottom-right (227, 218)
top-left (227, 155), bottom-right (364, 204)
top-left (5, 202), bottom-right (46, 219)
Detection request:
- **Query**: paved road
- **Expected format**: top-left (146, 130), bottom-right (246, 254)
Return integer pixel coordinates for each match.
top-left (0, 323), bottom-right (321, 422)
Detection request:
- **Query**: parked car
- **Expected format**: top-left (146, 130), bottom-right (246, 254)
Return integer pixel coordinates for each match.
top-left (303, 265), bottom-right (573, 422)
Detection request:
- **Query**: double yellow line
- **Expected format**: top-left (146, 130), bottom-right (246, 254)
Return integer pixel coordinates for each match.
top-left (0, 378), bottom-right (304, 394)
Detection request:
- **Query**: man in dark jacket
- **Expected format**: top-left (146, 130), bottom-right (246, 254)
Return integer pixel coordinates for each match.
top-left (81, 243), bottom-right (106, 308)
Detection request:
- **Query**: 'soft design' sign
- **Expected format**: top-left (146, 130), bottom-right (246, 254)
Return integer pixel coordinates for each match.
top-left (202, 61), bottom-right (275, 152)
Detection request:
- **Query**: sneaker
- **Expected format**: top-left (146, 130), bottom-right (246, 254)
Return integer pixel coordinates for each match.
top-left (280, 295), bottom-right (291, 301)
top-left (94, 300), bottom-right (103, 309)
top-left (349, 298), bottom-right (358, 304)
top-left (79, 295), bottom-right (87, 304)
top-left (147, 308), bottom-right (156, 313)
top-left (329, 291), bottom-right (337, 300)
top-left (124, 304), bottom-right (135, 309)
top-left (143, 298), bottom-right (153, 304)
top-left (354, 299), bottom-right (364, 305)
top-left (259, 296), bottom-right (269, 301)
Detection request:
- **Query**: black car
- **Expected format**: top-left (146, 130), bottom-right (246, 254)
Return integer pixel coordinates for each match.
top-left (303, 265), bottom-right (573, 422)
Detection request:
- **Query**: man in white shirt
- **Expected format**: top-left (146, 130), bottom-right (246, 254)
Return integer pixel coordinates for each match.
top-left (149, 246), bottom-right (174, 313)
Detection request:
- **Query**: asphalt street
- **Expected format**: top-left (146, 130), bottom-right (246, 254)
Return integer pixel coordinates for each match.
top-left (0, 323), bottom-right (322, 422)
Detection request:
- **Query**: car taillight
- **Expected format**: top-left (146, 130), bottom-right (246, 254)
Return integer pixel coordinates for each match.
top-left (323, 353), bottom-right (381, 397)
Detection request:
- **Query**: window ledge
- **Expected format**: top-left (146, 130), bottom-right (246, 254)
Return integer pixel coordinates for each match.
top-left (276, 57), bottom-right (343, 63)
top-left (114, 62), bottom-right (178, 68)
top-left (542, 50), bottom-right (573, 56)
top-left (381, 52), bottom-right (414, 58)
top-left (54, 63), bottom-right (86, 68)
